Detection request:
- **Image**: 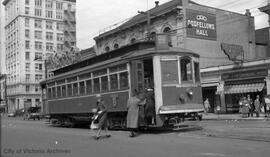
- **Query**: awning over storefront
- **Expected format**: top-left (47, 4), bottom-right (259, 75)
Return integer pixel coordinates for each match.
top-left (223, 83), bottom-right (265, 94)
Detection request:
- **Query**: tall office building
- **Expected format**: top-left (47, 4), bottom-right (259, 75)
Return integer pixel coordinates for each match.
top-left (2, 0), bottom-right (76, 112)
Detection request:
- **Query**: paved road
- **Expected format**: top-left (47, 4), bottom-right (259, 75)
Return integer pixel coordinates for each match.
top-left (1, 117), bottom-right (270, 157)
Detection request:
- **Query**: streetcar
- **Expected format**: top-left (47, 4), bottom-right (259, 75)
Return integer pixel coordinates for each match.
top-left (40, 34), bottom-right (204, 129)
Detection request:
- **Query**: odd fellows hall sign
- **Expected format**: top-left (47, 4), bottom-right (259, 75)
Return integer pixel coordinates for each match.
top-left (186, 9), bottom-right (217, 40)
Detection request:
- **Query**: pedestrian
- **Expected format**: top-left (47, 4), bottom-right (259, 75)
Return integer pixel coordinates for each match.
top-left (265, 95), bottom-right (270, 117)
top-left (144, 89), bottom-right (155, 125)
top-left (204, 98), bottom-right (210, 114)
top-left (91, 94), bottom-right (110, 140)
top-left (240, 96), bottom-right (249, 118)
top-left (254, 95), bottom-right (261, 117)
top-left (126, 90), bottom-right (144, 137)
top-left (247, 94), bottom-right (254, 117)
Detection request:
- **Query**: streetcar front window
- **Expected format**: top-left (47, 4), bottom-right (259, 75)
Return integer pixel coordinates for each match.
top-left (180, 57), bottom-right (192, 82)
top-left (161, 60), bottom-right (179, 84)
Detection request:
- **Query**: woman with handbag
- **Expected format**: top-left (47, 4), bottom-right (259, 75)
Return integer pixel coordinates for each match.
top-left (91, 95), bottom-right (111, 140)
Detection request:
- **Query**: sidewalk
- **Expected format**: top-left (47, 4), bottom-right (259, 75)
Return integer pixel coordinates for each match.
top-left (202, 113), bottom-right (270, 121)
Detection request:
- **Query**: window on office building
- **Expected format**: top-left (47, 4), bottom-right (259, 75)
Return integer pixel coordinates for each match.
top-left (25, 29), bottom-right (30, 38)
top-left (56, 2), bottom-right (63, 10)
top-left (46, 32), bottom-right (53, 40)
top-left (25, 18), bottom-right (29, 27)
top-left (35, 31), bottom-right (42, 39)
top-left (56, 12), bottom-right (62, 19)
top-left (46, 21), bottom-right (53, 30)
top-left (56, 23), bottom-right (63, 31)
top-left (26, 85), bottom-right (30, 92)
top-left (35, 20), bottom-right (42, 28)
top-left (57, 33), bottom-right (63, 41)
top-left (46, 42), bottom-right (53, 51)
top-left (25, 7), bottom-right (29, 15)
top-left (25, 63), bottom-right (30, 72)
top-left (46, 10), bottom-right (53, 18)
top-left (35, 63), bottom-right (43, 71)
top-left (26, 74), bottom-right (30, 82)
top-left (35, 52), bottom-right (42, 60)
top-left (35, 8), bottom-right (42, 17)
top-left (35, 0), bottom-right (42, 7)
top-left (25, 41), bottom-right (30, 49)
top-left (25, 52), bottom-right (30, 60)
top-left (57, 44), bottom-right (63, 51)
top-left (35, 41), bottom-right (42, 50)
top-left (25, 0), bottom-right (29, 5)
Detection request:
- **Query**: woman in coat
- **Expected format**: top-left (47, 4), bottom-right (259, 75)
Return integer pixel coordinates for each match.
top-left (126, 90), bottom-right (143, 137)
top-left (92, 95), bottom-right (111, 140)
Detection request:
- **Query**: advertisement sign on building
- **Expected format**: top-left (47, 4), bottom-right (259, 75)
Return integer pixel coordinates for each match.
top-left (186, 9), bottom-right (217, 40)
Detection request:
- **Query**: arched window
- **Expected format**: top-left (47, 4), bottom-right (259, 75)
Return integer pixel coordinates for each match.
top-left (105, 46), bottom-right (110, 52)
top-left (163, 27), bottom-right (172, 47)
top-left (163, 27), bottom-right (171, 33)
top-left (130, 38), bottom-right (136, 44)
top-left (150, 32), bottom-right (156, 40)
top-left (113, 43), bottom-right (119, 49)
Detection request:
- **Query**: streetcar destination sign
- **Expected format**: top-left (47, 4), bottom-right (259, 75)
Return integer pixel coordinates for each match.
top-left (186, 9), bottom-right (217, 40)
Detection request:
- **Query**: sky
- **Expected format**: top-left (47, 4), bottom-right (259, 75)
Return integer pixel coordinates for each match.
top-left (76, 0), bottom-right (269, 49)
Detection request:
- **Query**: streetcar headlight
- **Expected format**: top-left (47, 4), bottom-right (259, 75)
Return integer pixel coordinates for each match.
top-left (187, 89), bottom-right (193, 97)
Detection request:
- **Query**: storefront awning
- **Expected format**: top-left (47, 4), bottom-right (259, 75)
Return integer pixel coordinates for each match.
top-left (223, 83), bottom-right (265, 94)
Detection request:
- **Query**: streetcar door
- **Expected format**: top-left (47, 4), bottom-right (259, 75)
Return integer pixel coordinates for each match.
top-left (130, 60), bottom-right (144, 94)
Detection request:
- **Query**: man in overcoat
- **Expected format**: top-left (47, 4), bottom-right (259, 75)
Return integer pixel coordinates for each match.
top-left (126, 90), bottom-right (143, 137)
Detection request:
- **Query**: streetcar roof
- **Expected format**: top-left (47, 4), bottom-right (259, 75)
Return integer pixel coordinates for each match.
top-left (42, 41), bottom-right (199, 83)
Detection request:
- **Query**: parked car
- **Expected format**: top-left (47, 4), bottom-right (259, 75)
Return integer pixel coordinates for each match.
top-left (23, 107), bottom-right (41, 120)
top-left (7, 112), bottom-right (16, 117)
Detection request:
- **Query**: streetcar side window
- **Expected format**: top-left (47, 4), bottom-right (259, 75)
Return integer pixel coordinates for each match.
top-left (79, 81), bottom-right (85, 95)
top-left (48, 88), bottom-right (52, 99)
top-left (73, 83), bottom-right (78, 96)
top-left (110, 74), bottom-right (118, 91)
top-left (67, 84), bottom-right (72, 96)
top-left (101, 76), bottom-right (108, 92)
top-left (120, 72), bottom-right (128, 89)
top-left (180, 57), bottom-right (192, 82)
top-left (52, 87), bottom-right (56, 98)
top-left (86, 79), bottom-right (92, 94)
top-left (93, 78), bottom-right (100, 93)
top-left (194, 62), bottom-right (200, 82)
top-left (57, 86), bottom-right (61, 98)
top-left (161, 60), bottom-right (179, 84)
top-left (62, 85), bottom-right (66, 97)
